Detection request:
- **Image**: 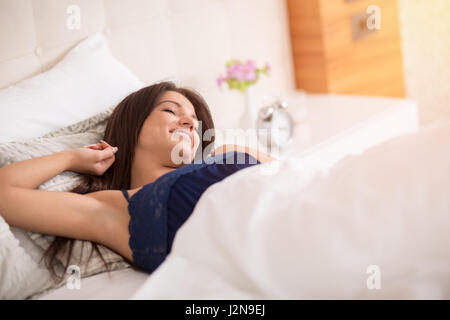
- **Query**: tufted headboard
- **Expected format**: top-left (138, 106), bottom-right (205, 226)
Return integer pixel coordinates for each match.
top-left (0, 0), bottom-right (295, 129)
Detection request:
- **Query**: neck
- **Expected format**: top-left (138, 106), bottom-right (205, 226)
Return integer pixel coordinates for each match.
top-left (130, 151), bottom-right (175, 189)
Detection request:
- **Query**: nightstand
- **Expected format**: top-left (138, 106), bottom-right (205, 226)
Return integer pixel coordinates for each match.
top-left (212, 93), bottom-right (418, 169)
top-left (274, 93), bottom-right (419, 169)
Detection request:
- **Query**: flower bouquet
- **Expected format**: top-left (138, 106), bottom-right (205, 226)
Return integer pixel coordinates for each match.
top-left (217, 59), bottom-right (270, 129)
top-left (216, 59), bottom-right (270, 94)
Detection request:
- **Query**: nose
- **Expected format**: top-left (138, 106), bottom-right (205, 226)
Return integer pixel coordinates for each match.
top-left (178, 113), bottom-right (195, 130)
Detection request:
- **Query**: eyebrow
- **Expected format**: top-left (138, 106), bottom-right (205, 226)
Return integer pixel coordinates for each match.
top-left (156, 100), bottom-right (198, 121)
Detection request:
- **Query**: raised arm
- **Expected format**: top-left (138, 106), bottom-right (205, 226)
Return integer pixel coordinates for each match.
top-left (0, 144), bottom-right (118, 244)
top-left (0, 143), bottom-right (117, 189)
top-left (0, 150), bottom-right (73, 189)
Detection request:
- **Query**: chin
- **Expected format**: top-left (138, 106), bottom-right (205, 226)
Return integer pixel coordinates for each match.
top-left (169, 145), bottom-right (194, 166)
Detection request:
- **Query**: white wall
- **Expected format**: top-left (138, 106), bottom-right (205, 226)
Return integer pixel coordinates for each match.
top-left (6, 1), bottom-right (447, 128)
top-left (104, 0), bottom-right (296, 130)
top-left (0, 0), bottom-right (296, 131)
top-left (398, 0), bottom-right (450, 126)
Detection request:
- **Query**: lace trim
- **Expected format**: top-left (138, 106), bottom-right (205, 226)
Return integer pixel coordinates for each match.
top-left (127, 162), bottom-right (209, 273)
top-left (127, 152), bottom-right (257, 273)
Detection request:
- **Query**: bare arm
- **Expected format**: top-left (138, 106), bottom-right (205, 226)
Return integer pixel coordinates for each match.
top-left (0, 142), bottom-right (116, 188)
top-left (0, 144), bottom-right (118, 244)
top-left (0, 186), bottom-right (106, 241)
top-left (0, 150), bottom-right (73, 189)
top-left (211, 144), bottom-right (278, 163)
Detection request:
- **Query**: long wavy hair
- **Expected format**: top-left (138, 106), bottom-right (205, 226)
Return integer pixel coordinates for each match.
top-left (42, 81), bottom-right (215, 282)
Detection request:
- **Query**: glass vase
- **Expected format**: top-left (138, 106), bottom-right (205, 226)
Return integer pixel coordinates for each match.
top-left (238, 86), bottom-right (257, 130)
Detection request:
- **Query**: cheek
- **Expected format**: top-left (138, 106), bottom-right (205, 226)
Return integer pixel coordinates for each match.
top-left (193, 132), bottom-right (200, 149)
top-left (138, 118), bottom-right (169, 147)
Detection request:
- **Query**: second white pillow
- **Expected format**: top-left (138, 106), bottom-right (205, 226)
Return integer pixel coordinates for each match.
top-left (0, 33), bottom-right (144, 143)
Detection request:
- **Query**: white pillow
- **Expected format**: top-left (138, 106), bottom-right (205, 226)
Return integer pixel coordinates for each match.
top-left (0, 215), bottom-right (55, 300)
top-left (0, 33), bottom-right (144, 143)
top-left (0, 107), bottom-right (133, 299)
top-left (0, 33), bottom-right (143, 299)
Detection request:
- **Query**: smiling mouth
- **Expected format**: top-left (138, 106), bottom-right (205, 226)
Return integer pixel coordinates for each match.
top-left (170, 130), bottom-right (193, 147)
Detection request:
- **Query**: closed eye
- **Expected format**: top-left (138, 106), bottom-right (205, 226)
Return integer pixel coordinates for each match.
top-left (164, 108), bottom-right (199, 130)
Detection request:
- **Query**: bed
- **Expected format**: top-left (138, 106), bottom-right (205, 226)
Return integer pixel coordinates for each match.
top-left (32, 119), bottom-right (450, 300)
top-left (1, 1), bottom-right (449, 300)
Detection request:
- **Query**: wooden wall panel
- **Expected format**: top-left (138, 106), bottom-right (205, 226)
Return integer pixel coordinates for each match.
top-left (287, 0), bottom-right (405, 97)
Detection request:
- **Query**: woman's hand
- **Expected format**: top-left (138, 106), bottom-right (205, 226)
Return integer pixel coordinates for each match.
top-left (67, 140), bottom-right (118, 176)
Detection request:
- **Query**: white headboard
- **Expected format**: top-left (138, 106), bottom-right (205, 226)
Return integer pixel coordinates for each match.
top-left (0, 0), bottom-right (295, 129)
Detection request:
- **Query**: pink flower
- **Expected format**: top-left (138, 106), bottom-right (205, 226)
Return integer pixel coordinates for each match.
top-left (246, 71), bottom-right (257, 82)
top-left (226, 65), bottom-right (236, 78)
top-left (245, 60), bottom-right (255, 69)
top-left (227, 63), bottom-right (247, 82)
top-left (216, 76), bottom-right (226, 88)
top-left (218, 59), bottom-right (271, 92)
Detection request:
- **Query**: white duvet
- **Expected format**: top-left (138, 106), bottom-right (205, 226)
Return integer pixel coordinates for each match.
top-left (132, 122), bottom-right (450, 299)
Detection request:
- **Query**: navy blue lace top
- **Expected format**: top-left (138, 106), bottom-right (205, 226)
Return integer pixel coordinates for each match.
top-left (120, 151), bottom-right (261, 273)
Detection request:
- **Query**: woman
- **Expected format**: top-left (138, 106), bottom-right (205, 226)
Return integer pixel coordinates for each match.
top-left (0, 81), bottom-right (275, 280)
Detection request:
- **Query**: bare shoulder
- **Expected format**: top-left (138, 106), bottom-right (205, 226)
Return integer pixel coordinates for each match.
top-left (83, 187), bottom-right (142, 263)
top-left (84, 187), bottom-right (142, 203)
top-left (83, 187), bottom-right (143, 229)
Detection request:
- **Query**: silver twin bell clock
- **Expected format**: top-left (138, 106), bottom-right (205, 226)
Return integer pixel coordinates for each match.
top-left (256, 99), bottom-right (295, 152)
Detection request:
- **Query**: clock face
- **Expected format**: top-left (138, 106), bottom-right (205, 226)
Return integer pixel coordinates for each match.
top-left (257, 109), bottom-right (294, 150)
top-left (271, 111), bottom-right (293, 148)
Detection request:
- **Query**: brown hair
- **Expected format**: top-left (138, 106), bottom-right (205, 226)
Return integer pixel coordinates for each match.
top-left (42, 81), bottom-right (215, 282)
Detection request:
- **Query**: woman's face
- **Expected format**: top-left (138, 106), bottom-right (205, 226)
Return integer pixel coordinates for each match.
top-left (137, 90), bottom-right (200, 166)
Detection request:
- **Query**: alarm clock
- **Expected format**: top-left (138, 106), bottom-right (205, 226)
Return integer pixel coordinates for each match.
top-left (256, 99), bottom-right (295, 152)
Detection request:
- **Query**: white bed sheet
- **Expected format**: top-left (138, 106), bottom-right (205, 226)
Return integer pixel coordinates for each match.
top-left (36, 268), bottom-right (149, 300)
top-left (37, 121), bottom-right (450, 300)
top-left (131, 121), bottom-right (450, 300)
